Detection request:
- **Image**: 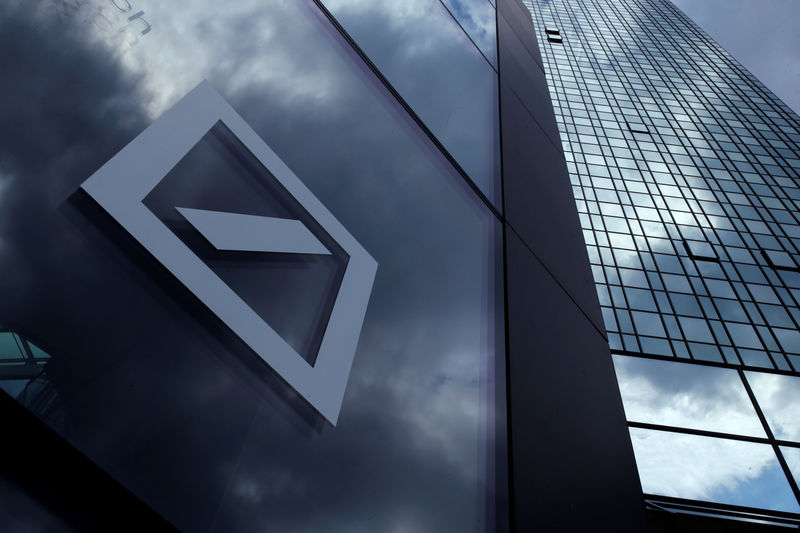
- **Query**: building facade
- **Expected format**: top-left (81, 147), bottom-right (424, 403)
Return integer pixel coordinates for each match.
top-left (523, 0), bottom-right (800, 526)
top-left (0, 0), bottom-right (796, 531)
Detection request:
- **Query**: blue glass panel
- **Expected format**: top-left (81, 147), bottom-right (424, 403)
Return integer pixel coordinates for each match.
top-left (0, 332), bottom-right (23, 360)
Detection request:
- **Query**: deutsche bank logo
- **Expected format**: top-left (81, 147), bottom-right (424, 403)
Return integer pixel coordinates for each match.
top-left (81, 82), bottom-right (377, 425)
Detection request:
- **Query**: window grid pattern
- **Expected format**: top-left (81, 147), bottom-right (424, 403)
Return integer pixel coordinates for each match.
top-left (523, 0), bottom-right (800, 519)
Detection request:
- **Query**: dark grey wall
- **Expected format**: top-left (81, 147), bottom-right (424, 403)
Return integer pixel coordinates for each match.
top-left (496, 0), bottom-right (646, 530)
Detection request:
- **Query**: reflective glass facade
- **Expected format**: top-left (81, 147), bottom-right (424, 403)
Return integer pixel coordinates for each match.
top-left (0, 1), bottom-right (509, 531)
top-left (525, 0), bottom-right (800, 522)
top-left (11, 0), bottom-right (800, 530)
top-left (323, 0), bottom-right (502, 203)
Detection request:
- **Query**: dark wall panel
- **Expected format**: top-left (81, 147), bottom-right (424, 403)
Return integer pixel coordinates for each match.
top-left (497, 0), bottom-right (645, 530)
top-left (497, 15), bottom-right (559, 147)
top-left (499, 83), bottom-right (604, 333)
top-left (498, 0), bottom-right (603, 333)
top-left (505, 230), bottom-right (645, 531)
top-left (497, 0), bottom-right (543, 71)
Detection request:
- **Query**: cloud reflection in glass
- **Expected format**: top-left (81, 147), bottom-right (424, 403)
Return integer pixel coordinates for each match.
top-left (747, 372), bottom-right (800, 442)
top-left (631, 428), bottom-right (799, 513)
top-left (614, 355), bottom-right (765, 437)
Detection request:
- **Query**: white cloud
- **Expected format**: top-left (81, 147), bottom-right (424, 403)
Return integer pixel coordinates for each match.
top-left (782, 447), bottom-right (800, 485)
top-left (614, 355), bottom-right (766, 437)
top-left (631, 428), bottom-right (778, 502)
top-left (746, 372), bottom-right (800, 442)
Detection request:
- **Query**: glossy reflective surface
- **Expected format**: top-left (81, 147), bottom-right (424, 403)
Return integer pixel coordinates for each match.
top-left (746, 372), bottom-right (800, 442)
top-left (526, 0), bottom-right (800, 515)
top-left (0, 1), bottom-right (505, 531)
top-left (525, 0), bottom-right (800, 371)
top-left (614, 355), bottom-right (765, 437)
top-left (630, 428), bottom-right (800, 513)
top-left (323, 0), bottom-right (501, 203)
top-left (440, 0), bottom-right (498, 67)
top-left (782, 447), bottom-right (800, 488)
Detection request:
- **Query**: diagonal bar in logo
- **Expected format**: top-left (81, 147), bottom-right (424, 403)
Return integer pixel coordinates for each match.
top-left (80, 81), bottom-right (377, 425)
top-left (176, 207), bottom-right (331, 255)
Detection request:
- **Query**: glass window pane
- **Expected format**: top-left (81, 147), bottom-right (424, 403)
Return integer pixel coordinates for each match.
top-left (441, 0), bottom-right (498, 67)
top-left (322, 0), bottom-right (501, 202)
top-left (678, 316), bottom-right (715, 343)
top-left (781, 447), bottom-right (800, 488)
top-left (630, 428), bottom-right (800, 513)
top-left (614, 355), bottom-right (765, 437)
top-left (0, 379), bottom-right (31, 399)
top-left (27, 342), bottom-right (51, 360)
top-left (746, 372), bottom-right (800, 442)
top-left (0, 332), bottom-right (23, 360)
top-left (0, 2), bottom-right (505, 531)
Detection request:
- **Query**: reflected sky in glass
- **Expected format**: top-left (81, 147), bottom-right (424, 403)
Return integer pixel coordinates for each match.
top-left (782, 447), bottom-right (800, 489)
top-left (527, 0), bottom-right (800, 518)
top-left (746, 372), bottom-right (800, 442)
top-left (322, 0), bottom-right (501, 202)
top-left (630, 428), bottom-right (800, 513)
top-left (614, 355), bottom-right (765, 437)
top-left (440, 0), bottom-right (497, 67)
top-left (0, 1), bottom-right (505, 531)
top-left (527, 0), bottom-right (800, 374)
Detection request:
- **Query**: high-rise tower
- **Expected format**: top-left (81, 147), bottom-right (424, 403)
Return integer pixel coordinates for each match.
top-left (524, 0), bottom-right (800, 525)
top-left (3, 0), bottom-right (799, 530)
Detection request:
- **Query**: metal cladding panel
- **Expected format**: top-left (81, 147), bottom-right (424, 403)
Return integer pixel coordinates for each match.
top-left (504, 229), bottom-right (646, 530)
top-left (497, 0), bottom-right (645, 529)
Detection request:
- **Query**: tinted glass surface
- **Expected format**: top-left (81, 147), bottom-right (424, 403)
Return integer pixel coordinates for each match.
top-left (0, 1), bottom-right (505, 531)
top-left (440, 0), bottom-right (498, 68)
top-left (525, 0), bottom-right (800, 518)
top-left (322, 0), bottom-right (502, 203)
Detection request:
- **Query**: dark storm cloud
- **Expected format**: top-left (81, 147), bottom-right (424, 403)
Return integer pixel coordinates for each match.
top-left (0, 2), bottom-right (503, 532)
top-left (670, 0), bottom-right (800, 116)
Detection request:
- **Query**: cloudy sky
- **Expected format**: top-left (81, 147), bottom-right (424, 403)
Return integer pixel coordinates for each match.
top-left (671, 0), bottom-right (800, 116)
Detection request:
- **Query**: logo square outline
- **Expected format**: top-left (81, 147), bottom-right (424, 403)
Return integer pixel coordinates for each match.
top-left (81, 81), bottom-right (377, 425)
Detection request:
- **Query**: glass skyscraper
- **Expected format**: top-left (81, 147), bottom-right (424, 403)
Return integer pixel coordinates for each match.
top-left (1, 0), bottom-right (798, 530)
top-left (524, 0), bottom-right (800, 524)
